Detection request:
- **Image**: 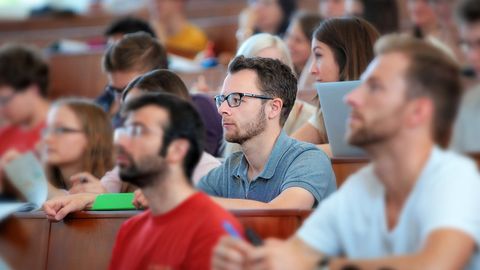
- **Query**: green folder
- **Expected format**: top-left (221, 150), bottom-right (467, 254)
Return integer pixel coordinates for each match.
top-left (92, 193), bottom-right (141, 210)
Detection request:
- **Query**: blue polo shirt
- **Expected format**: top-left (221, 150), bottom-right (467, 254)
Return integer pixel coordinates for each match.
top-left (196, 130), bottom-right (336, 207)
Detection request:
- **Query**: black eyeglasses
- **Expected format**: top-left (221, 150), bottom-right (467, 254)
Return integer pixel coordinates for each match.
top-left (41, 127), bottom-right (84, 137)
top-left (105, 85), bottom-right (126, 95)
top-left (214, 93), bottom-right (274, 110)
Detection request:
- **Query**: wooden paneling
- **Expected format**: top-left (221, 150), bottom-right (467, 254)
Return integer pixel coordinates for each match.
top-left (331, 157), bottom-right (370, 187)
top-left (232, 209), bottom-right (312, 240)
top-left (0, 209), bottom-right (313, 270)
top-left (48, 51), bottom-right (108, 100)
top-left (0, 212), bottom-right (49, 270)
top-left (467, 153), bottom-right (480, 169)
top-left (47, 213), bottom-right (127, 270)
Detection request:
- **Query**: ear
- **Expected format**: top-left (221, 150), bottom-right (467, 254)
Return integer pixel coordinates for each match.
top-left (166, 139), bottom-right (190, 165)
top-left (406, 97), bottom-right (434, 129)
top-left (267, 98), bottom-right (283, 121)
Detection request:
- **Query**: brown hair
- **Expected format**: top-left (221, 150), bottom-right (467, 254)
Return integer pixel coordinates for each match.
top-left (375, 35), bottom-right (461, 144)
top-left (122, 69), bottom-right (192, 103)
top-left (0, 44), bottom-right (49, 97)
top-left (293, 11), bottom-right (323, 43)
top-left (228, 55), bottom-right (297, 127)
top-left (314, 17), bottom-right (381, 82)
top-left (102, 32), bottom-right (168, 74)
top-left (45, 99), bottom-right (115, 188)
top-left (313, 18), bottom-right (380, 143)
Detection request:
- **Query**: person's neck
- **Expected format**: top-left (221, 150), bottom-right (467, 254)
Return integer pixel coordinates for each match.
top-left (366, 133), bottom-right (434, 206)
top-left (142, 166), bottom-right (196, 216)
top-left (22, 98), bottom-right (49, 131)
top-left (59, 162), bottom-right (84, 190)
top-left (240, 127), bottom-right (282, 181)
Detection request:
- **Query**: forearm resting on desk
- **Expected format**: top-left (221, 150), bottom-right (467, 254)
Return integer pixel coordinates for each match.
top-left (329, 229), bottom-right (475, 270)
top-left (209, 187), bottom-right (315, 209)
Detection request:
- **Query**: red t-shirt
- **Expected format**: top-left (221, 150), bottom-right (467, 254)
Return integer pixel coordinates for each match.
top-left (0, 121), bottom-right (46, 157)
top-left (108, 192), bottom-right (244, 270)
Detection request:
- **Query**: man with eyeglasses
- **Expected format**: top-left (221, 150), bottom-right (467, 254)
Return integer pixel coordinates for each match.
top-left (0, 44), bottom-right (50, 194)
top-left (196, 56), bottom-right (336, 209)
top-left (450, 0), bottom-right (480, 152)
top-left (43, 93), bottom-right (243, 269)
top-left (96, 31), bottom-right (168, 129)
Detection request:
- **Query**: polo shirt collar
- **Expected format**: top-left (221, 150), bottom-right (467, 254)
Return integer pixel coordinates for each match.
top-left (233, 130), bottom-right (291, 181)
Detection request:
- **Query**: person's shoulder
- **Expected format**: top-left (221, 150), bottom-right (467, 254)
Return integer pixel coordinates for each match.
top-left (430, 148), bottom-right (480, 182)
top-left (119, 210), bottom-right (151, 232)
top-left (183, 22), bottom-right (208, 41)
top-left (286, 138), bottom-right (330, 161)
top-left (0, 125), bottom-right (16, 135)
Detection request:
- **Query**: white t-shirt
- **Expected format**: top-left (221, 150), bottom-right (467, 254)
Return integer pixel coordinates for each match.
top-left (297, 146), bottom-right (480, 270)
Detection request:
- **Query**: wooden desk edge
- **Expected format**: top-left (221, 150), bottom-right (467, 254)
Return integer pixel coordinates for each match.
top-left (11, 209), bottom-right (314, 220)
top-left (330, 157), bottom-right (370, 164)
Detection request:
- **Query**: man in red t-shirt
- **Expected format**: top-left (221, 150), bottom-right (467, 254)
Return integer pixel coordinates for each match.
top-left (43, 94), bottom-right (243, 270)
top-left (0, 44), bottom-right (50, 158)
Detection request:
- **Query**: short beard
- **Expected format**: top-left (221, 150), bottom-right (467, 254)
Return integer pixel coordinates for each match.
top-left (347, 112), bottom-right (403, 147)
top-left (347, 126), bottom-right (389, 147)
top-left (117, 146), bottom-right (168, 188)
top-left (225, 104), bottom-right (267, 145)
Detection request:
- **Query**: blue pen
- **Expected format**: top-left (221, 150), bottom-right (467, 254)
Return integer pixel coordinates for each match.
top-left (222, 220), bottom-right (242, 239)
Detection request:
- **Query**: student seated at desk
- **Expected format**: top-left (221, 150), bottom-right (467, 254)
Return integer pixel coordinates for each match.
top-left (43, 94), bottom-right (243, 270)
top-left (196, 56), bottom-right (336, 210)
top-left (149, 0), bottom-right (208, 59)
top-left (221, 33), bottom-right (317, 157)
top-left (212, 35), bottom-right (480, 270)
top-left (291, 18), bottom-right (380, 155)
top-left (68, 69), bottom-right (220, 195)
top-left (1, 99), bottom-right (114, 200)
top-left (96, 32), bottom-right (168, 129)
top-left (97, 32), bottom-right (223, 156)
top-left (0, 44), bottom-right (50, 165)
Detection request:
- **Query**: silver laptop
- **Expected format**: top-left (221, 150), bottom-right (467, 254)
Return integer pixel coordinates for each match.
top-left (317, 81), bottom-right (368, 157)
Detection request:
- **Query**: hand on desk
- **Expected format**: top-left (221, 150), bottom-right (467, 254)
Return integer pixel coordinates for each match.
top-left (132, 189), bottom-right (149, 210)
top-left (42, 193), bottom-right (98, 222)
top-left (212, 236), bottom-right (322, 270)
top-left (68, 172), bottom-right (108, 195)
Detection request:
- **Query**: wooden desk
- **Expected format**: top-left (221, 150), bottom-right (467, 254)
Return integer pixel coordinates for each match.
top-left (0, 209), bottom-right (312, 270)
top-left (467, 153), bottom-right (480, 169)
top-left (331, 157), bottom-right (370, 187)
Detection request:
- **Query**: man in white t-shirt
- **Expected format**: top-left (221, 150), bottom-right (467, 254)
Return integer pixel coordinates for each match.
top-left (211, 35), bottom-right (480, 270)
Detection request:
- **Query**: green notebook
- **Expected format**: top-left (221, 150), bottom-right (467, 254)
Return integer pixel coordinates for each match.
top-left (92, 193), bottom-right (141, 210)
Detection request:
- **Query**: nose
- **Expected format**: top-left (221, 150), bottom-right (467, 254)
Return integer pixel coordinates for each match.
top-left (309, 58), bottom-right (318, 75)
top-left (344, 85), bottom-right (363, 109)
top-left (217, 98), bottom-right (231, 116)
